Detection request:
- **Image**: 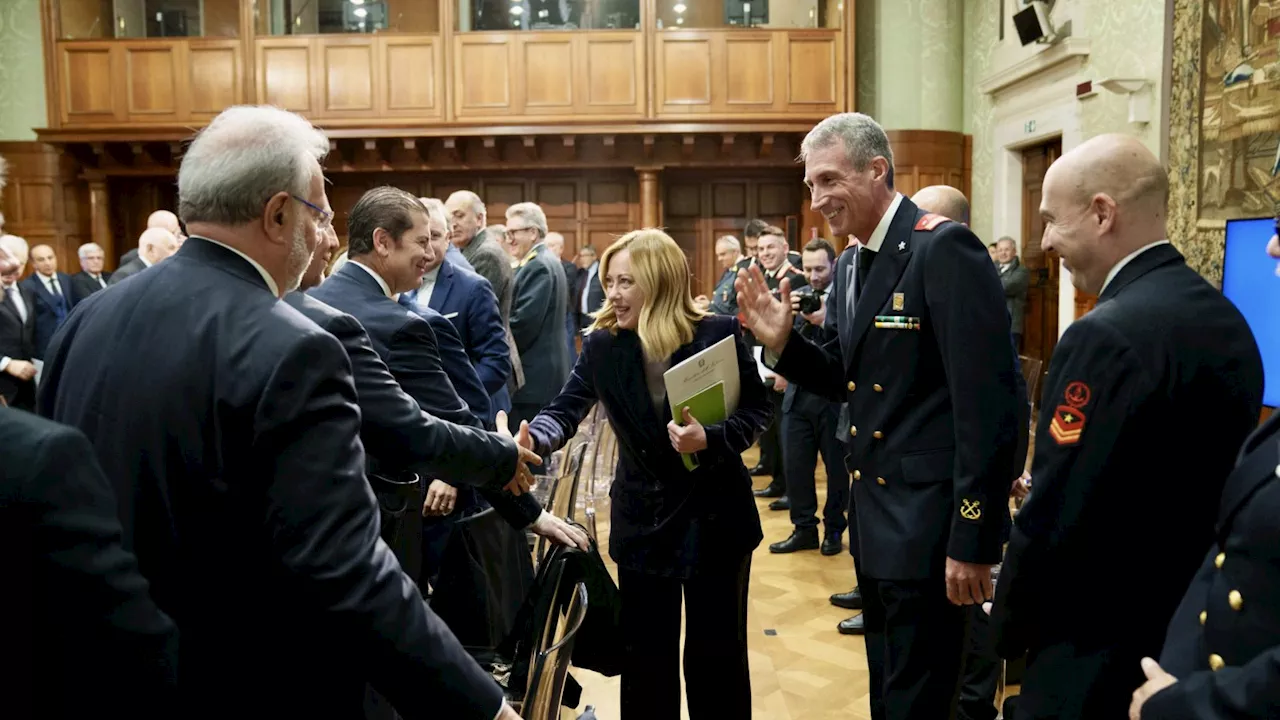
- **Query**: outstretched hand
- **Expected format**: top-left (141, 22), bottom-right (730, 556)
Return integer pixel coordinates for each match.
top-left (734, 264), bottom-right (793, 353)
top-left (496, 410), bottom-right (541, 496)
top-left (1129, 658), bottom-right (1177, 720)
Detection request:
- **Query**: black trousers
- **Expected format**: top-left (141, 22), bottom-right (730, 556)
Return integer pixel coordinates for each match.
top-left (758, 388), bottom-right (786, 486)
top-left (618, 554), bottom-right (753, 720)
top-left (1014, 640), bottom-right (1142, 719)
top-left (781, 396), bottom-right (848, 533)
top-left (861, 575), bottom-right (966, 720)
top-left (957, 604), bottom-right (1000, 720)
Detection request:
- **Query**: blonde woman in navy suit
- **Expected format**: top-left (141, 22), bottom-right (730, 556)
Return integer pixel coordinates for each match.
top-left (522, 229), bottom-right (771, 719)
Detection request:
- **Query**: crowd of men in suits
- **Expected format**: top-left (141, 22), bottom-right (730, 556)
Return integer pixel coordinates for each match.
top-left (4, 104), bottom-right (1279, 720)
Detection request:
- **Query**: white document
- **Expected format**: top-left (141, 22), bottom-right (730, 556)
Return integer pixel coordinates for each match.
top-left (33, 358), bottom-right (44, 388)
top-left (752, 346), bottom-right (777, 381)
top-left (663, 334), bottom-right (741, 416)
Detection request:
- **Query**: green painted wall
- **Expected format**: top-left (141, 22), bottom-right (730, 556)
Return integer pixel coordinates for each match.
top-left (0, 0), bottom-right (48, 140)
top-left (856, 0), bottom-right (964, 132)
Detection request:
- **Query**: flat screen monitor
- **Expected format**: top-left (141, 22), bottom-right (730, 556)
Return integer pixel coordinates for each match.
top-left (1223, 216), bottom-right (1280, 407)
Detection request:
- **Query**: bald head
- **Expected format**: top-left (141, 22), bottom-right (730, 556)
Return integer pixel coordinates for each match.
top-left (30, 244), bottom-right (58, 277)
top-left (911, 185), bottom-right (970, 226)
top-left (544, 232), bottom-right (565, 258)
top-left (147, 210), bottom-right (181, 235)
top-left (1040, 134), bottom-right (1169, 295)
top-left (138, 227), bottom-right (179, 265)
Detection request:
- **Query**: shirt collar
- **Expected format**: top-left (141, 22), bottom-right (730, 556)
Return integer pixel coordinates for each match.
top-left (199, 237), bottom-right (280, 297)
top-left (140, 256), bottom-right (153, 268)
top-left (38, 272), bottom-right (55, 282)
top-left (860, 193), bottom-right (904, 253)
top-left (350, 260), bottom-right (393, 298)
top-left (1099, 240), bottom-right (1171, 296)
top-left (518, 243), bottom-right (544, 268)
top-left (421, 265), bottom-right (441, 286)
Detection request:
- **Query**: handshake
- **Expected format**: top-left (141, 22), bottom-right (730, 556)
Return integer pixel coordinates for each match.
top-left (495, 409), bottom-right (541, 496)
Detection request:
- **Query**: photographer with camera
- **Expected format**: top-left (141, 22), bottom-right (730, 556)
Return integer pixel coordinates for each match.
top-left (768, 237), bottom-right (850, 555)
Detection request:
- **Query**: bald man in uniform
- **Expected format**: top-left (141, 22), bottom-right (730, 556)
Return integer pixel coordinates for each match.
top-left (911, 185), bottom-right (971, 226)
top-left (989, 135), bottom-right (1264, 718)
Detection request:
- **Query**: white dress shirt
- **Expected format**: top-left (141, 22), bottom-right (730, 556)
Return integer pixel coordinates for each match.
top-left (200, 237), bottom-right (280, 297)
top-left (350, 260), bottom-right (393, 298)
top-left (140, 255), bottom-right (153, 268)
top-left (1099, 240), bottom-right (1171, 296)
top-left (859, 192), bottom-right (905, 252)
top-left (580, 262), bottom-right (599, 314)
top-left (1, 282), bottom-right (29, 373)
top-left (415, 266), bottom-right (442, 311)
top-left (37, 272), bottom-right (64, 298)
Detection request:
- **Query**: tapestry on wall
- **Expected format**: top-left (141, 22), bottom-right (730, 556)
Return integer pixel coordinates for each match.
top-left (1198, 0), bottom-right (1280, 221)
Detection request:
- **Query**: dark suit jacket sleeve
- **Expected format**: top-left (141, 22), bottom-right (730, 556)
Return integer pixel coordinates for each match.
top-left (1142, 648), bottom-right (1280, 719)
top-left (21, 420), bottom-right (179, 704)
top-left (771, 325), bottom-right (849, 404)
top-left (424, 312), bottom-right (491, 424)
top-left (255, 331), bottom-right (504, 720)
top-left (1002, 265), bottom-right (1030, 299)
top-left (526, 342), bottom-right (599, 459)
top-left (923, 226), bottom-right (1023, 566)
top-left (387, 320), bottom-right (474, 427)
top-left (509, 261), bottom-right (552, 352)
top-left (465, 277), bottom-right (512, 396)
top-left (701, 319), bottom-right (772, 459)
top-left (991, 319), bottom-right (1143, 658)
top-left (326, 312), bottom-right (520, 491)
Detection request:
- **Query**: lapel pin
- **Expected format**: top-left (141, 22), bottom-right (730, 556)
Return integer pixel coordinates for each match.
top-left (898, 241), bottom-right (906, 251)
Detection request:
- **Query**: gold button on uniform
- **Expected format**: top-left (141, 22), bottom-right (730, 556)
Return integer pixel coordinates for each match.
top-left (1215, 552), bottom-right (1225, 569)
top-left (876, 477), bottom-right (886, 485)
top-left (1199, 610), bottom-right (1207, 625)
top-left (873, 384), bottom-right (884, 392)
top-left (1229, 590), bottom-right (1243, 611)
top-left (849, 426), bottom-right (857, 437)
top-left (873, 430), bottom-right (884, 439)
top-left (853, 470), bottom-right (861, 481)
top-left (847, 381), bottom-right (856, 391)
top-left (1209, 654), bottom-right (1225, 671)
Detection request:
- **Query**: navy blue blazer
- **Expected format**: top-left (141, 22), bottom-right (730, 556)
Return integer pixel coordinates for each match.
top-left (19, 271), bottom-right (75, 359)
top-left (1149, 412), bottom-right (1280, 718)
top-left (38, 238), bottom-right (505, 719)
top-left (528, 314), bottom-right (770, 578)
top-left (400, 296), bottom-right (493, 427)
top-left (309, 262), bottom-right (473, 427)
top-left (411, 260), bottom-right (512, 405)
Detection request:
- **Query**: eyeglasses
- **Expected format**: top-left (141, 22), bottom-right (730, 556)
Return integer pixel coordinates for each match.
top-left (292, 195), bottom-right (333, 231)
top-left (505, 226), bottom-right (537, 239)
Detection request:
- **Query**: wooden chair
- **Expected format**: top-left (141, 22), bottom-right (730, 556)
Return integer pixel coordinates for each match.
top-left (520, 580), bottom-right (588, 720)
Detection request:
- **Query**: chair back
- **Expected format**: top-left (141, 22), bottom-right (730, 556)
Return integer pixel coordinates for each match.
top-left (521, 581), bottom-right (588, 720)
top-left (534, 442), bottom-right (589, 564)
top-left (1019, 354), bottom-right (1044, 406)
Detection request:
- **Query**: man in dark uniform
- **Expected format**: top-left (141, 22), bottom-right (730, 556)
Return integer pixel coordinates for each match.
top-left (990, 134), bottom-right (1264, 719)
top-left (737, 112), bottom-right (1024, 720)
top-left (1129, 231), bottom-right (1280, 718)
top-left (754, 225), bottom-right (808, 503)
top-left (705, 235), bottom-right (745, 315)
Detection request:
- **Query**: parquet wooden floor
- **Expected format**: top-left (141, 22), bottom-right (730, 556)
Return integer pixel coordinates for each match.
top-left (567, 446), bottom-right (875, 720)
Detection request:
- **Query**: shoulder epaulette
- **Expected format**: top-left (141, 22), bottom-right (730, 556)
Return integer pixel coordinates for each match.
top-left (915, 213), bottom-right (950, 231)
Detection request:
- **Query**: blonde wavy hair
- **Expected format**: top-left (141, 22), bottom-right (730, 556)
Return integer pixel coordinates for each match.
top-left (589, 228), bottom-right (707, 361)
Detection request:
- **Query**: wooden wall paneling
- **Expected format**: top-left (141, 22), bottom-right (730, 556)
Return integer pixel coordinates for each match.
top-left (0, 144), bottom-right (90, 270)
top-left (123, 43), bottom-right (185, 120)
top-left (579, 35), bottom-right (645, 116)
top-left (320, 36), bottom-right (378, 117)
top-left (453, 34), bottom-right (515, 118)
top-left (786, 32), bottom-right (839, 108)
top-left (723, 32), bottom-right (776, 109)
top-left (654, 32), bottom-right (714, 114)
top-left (60, 43), bottom-right (121, 124)
top-left (256, 37), bottom-right (317, 114)
top-left (381, 36), bottom-right (443, 118)
top-left (884, 130), bottom-right (969, 210)
top-left (520, 35), bottom-right (575, 114)
top-left (188, 40), bottom-right (243, 119)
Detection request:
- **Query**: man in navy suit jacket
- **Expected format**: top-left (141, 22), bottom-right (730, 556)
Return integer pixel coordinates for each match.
top-left (19, 244), bottom-right (76, 359)
top-left (403, 227), bottom-right (513, 417)
top-left (39, 106), bottom-right (513, 720)
top-left (308, 186), bottom-right (587, 553)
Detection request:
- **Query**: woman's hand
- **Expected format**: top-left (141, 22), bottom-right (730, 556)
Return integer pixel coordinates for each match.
top-left (668, 407), bottom-right (709, 454)
top-left (496, 410), bottom-right (541, 496)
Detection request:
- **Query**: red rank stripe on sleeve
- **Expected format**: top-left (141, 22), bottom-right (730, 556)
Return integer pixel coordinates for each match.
top-left (1049, 405), bottom-right (1086, 445)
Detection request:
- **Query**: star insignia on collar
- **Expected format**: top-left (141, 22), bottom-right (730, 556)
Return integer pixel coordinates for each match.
top-left (898, 241), bottom-right (906, 251)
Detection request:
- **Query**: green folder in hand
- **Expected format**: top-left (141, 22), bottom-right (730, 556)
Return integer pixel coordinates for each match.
top-left (669, 381), bottom-right (728, 471)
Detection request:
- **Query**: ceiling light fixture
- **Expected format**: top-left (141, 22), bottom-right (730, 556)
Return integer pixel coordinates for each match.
top-left (353, 7), bottom-right (367, 17)
top-left (673, 2), bottom-right (686, 12)
top-left (509, 5), bottom-right (523, 14)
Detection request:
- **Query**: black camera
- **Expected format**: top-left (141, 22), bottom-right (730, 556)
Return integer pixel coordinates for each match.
top-left (795, 288), bottom-right (823, 314)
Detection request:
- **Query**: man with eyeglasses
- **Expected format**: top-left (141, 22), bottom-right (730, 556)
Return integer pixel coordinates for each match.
top-left (504, 202), bottom-right (570, 427)
top-left (39, 105), bottom-right (526, 720)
